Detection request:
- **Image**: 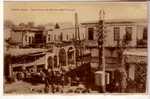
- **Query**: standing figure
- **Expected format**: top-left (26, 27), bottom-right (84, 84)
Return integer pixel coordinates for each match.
top-left (44, 70), bottom-right (50, 93)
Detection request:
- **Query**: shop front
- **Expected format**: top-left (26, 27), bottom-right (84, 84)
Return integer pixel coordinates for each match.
top-left (123, 49), bottom-right (147, 92)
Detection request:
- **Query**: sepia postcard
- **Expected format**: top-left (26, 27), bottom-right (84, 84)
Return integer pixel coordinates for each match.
top-left (3, 0), bottom-right (148, 94)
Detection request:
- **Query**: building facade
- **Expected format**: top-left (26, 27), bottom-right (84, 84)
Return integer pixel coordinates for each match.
top-left (8, 45), bottom-right (76, 78)
top-left (10, 26), bottom-right (44, 47)
top-left (81, 19), bottom-right (147, 85)
top-left (46, 26), bottom-right (86, 44)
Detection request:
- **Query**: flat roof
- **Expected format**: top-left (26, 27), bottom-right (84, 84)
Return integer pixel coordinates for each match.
top-left (81, 19), bottom-right (147, 25)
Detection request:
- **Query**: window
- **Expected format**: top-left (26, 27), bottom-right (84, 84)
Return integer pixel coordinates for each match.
top-left (68, 47), bottom-right (74, 65)
top-left (54, 34), bottom-right (56, 40)
top-left (54, 56), bottom-right (57, 67)
top-left (48, 35), bottom-right (51, 41)
top-left (29, 36), bottom-right (32, 44)
top-left (47, 56), bottom-right (53, 69)
top-left (143, 27), bottom-right (147, 40)
top-left (32, 37), bottom-right (34, 43)
top-left (88, 28), bottom-right (94, 40)
top-left (72, 34), bottom-right (74, 39)
top-left (114, 27), bottom-right (120, 41)
top-left (25, 35), bottom-right (28, 42)
top-left (83, 34), bottom-right (84, 39)
top-left (66, 34), bottom-right (69, 40)
top-left (125, 27), bottom-right (132, 41)
top-left (60, 32), bottom-right (63, 41)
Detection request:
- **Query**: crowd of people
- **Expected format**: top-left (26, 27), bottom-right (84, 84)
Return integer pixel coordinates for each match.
top-left (42, 68), bottom-right (91, 93)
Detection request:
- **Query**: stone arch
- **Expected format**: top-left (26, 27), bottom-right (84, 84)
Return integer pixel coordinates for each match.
top-left (68, 46), bottom-right (75, 65)
top-left (47, 56), bottom-right (53, 69)
top-left (76, 49), bottom-right (80, 56)
top-left (59, 48), bottom-right (66, 66)
top-left (54, 55), bottom-right (58, 67)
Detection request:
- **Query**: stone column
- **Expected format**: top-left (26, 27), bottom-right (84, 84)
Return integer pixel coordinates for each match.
top-left (66, 51), bottom-right (68, 67)
top-left (9, 63), bottom-right (13, 78)
top-left (73, 50), bottom-right (76, 66)
top-left (129, 64), bottom-right (135, 80)
top-left (52, 56), bottom-right (54, 69)
top-left (34, 56), bottom-right (37, 72)
top-left (45, 54), bottom-right (48, 70)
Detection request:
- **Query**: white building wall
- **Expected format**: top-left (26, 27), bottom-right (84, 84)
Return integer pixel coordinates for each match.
top-left (105, 24), bottom-right (137, 47)
top-left (82, 20), bottom-right (147, 71)
top-left (11, 31), bottom-right (23, 44)
top-left (105, 25), bottom-right (114, 47)
top-left (46, 26), bottom-right (86, 43)
top-left (83, 21), bottom-right (146, 48)
top-left (128, 64), bottom-right (135, 80)
top-left (23, 31), bottom-right (35, 46)
top-left (4, 28), bottom-right (11, 40)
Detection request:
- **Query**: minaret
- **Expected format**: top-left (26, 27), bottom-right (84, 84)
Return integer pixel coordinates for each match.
top-left (75, 12), bottom-right (80, 41)
top-left (74, 12), bottom-right (82, 66)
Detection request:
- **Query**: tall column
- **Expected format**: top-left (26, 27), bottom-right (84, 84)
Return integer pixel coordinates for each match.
top-left (57, 52), bottom-right (59, 68)
top-left (34, 56), bottom-right (37, 72)
top-left (52, 56), bottom-right (54, 69)
top-left (45, 54), bottom-right (48, 70)
top-left (9, 63), bottom-right (13, 78)
top-left (74, 50), bottom-right (76, 66)
top-left (66, 51), bottom-right (68, 67)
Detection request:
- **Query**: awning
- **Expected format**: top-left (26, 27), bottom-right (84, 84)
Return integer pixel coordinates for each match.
top-left (123, 49), bottom-right (147, 63)
top-left (7, 48), bottom-right (47, 56)
top-left (12, 56), bottom-right (45, 68)
top-left (123, 48), bottom-right (147, 57)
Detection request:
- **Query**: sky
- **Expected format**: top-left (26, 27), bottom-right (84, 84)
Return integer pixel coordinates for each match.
top-left (4, 1), bottom-right (147, 25)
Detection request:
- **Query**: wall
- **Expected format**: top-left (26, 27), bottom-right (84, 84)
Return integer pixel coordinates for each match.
top-left (11, 30), bottom-right (23, 45)
top-left (46, 26), bottom-right (85, 43)
top-left (22, 31), bottom-right (35, 47)
top-left (82, 20), bottom-right (147, 48)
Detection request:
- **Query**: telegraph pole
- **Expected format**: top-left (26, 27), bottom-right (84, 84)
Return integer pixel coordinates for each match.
top-left (98, 10), bottom-right (106, 92)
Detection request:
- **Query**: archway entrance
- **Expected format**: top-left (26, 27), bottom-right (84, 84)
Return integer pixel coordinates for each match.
top-left (68, 47), bottom-right (75, 65)
top-left (47, 56), bottom-right (53, 69)
top-left (59, 48), bottom-right (66, 66)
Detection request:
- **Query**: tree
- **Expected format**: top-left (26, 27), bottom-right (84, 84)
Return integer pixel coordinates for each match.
top-left (55, 23), bottom-right (60, 29)
top-left (4, 20), bottom-right (15, 28)
top-left (19, 22), bottom-right (26, 27)
top-left (115, 33), bottom-right (131, 92)
top-left (27, 22), bottom-right (34, 27)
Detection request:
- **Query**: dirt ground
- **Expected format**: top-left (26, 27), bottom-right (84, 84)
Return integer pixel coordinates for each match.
top-left (4, 81), bottom-right (95, 94)
top-left (4, 81), bottom-right (45, 94)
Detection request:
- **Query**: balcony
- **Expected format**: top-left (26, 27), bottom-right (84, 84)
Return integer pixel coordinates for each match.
top-left (137, 39), bottom-right (147, 48)
top-left (84, 40), bottom-right (98, 48)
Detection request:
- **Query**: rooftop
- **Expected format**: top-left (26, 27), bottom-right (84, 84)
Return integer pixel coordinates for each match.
top-left (7, 48), bottom-right (47, 56)
top-left (12, 26), bottom-right (44, 32)
top-left (81, 19), bottom-right (147, 25)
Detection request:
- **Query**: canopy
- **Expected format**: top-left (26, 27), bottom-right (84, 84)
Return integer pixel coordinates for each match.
top-left (123, 48), bottom-right (147, 57)
top-left (7, 48), bottom-right (47, 56)
top-left (12, 56), bottom-right (45, 68)
top-left (123, 48), bottom-right (147, 63)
